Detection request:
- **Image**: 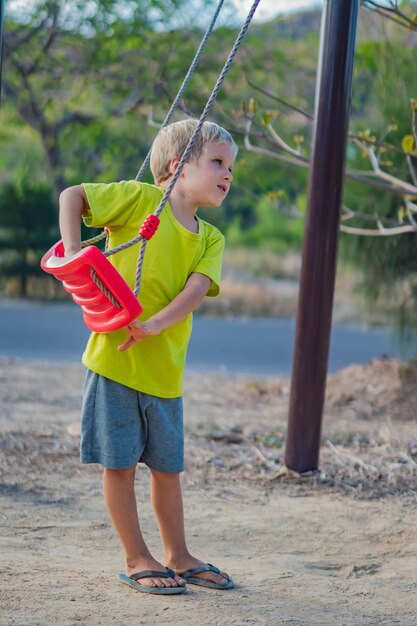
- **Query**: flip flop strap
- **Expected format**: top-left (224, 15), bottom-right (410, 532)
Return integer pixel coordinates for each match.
top-left (130, 568), bottom-right (175, 581)
top-left (179, 563), bottom-right (220, 578)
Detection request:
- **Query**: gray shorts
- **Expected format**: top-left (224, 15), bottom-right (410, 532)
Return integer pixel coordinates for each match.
top-left (80, 370), bottom-right (184, 472)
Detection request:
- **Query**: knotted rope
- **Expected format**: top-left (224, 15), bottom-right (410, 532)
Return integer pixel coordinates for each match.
top-left (106, 0), bottom-right (260, 298)
top-left (83, 0), bottom-right (224, 252)
top-left (134, 0), bottom-right (226, 183)
top-left (87, 0), bottom-right (226, 301)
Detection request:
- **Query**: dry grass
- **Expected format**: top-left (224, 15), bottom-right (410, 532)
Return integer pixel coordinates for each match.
top-left (222, 248), bottom-right (302, 280)
top-left (0, 357), bottom-right (416, 502)
top-left (200, 274), bottom-right (299, 317)
top-left (200, 248), bottom-right (301, 317)
top-left (2, 275), bottom-right (69, 300)
top-left (1, 248), bottom-right (373, 324)
top-left (200, 249), bottom-right (364, 321)
top-left (182, 358), bottom-right (417, 500)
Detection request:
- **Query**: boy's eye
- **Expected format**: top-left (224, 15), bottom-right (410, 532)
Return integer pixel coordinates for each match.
top-left (214, 159), bottom-right (222, 165)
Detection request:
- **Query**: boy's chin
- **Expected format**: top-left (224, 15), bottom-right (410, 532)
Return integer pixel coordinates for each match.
top-left (204, 199), bottom-right (222, 208)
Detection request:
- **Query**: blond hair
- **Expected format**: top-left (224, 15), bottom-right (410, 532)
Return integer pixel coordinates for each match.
top-left (150, 119), bottom-right (238, 185)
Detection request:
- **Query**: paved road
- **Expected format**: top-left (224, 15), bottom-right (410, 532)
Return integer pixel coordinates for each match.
top-left (0, 300), bottom-right (416, 377)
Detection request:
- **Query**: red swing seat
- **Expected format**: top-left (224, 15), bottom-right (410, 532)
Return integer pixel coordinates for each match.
top-left (41, 241), bottom-right (143, 333)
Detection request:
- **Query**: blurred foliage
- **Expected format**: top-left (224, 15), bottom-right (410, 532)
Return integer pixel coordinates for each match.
top-left (340, 4), bottom-right (417, 331)
top-left (0, 182), bottom-right (58, 296)
top-left (1, 0), bottom-right (417, 331)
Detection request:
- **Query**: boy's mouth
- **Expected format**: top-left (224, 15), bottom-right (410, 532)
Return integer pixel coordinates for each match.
top-left (217, 184), bottom-right (228, 193)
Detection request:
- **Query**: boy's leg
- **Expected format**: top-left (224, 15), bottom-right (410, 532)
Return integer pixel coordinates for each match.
top-left (150, 468), bottom-right (232, 586)
top-left (102, 465), bottom-right (185, 589)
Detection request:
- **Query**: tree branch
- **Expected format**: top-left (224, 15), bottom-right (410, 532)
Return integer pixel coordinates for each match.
top-left (4, 14), bottom-right (51, 52)
top-left (271, 197), bottom-right (417, 237)
top-left (362, 0), bottom-right (417, 31)
top-left (246, 78), bottom-right (314, 121)
top-left (244, 108), bottom-right (417, 237)
top-left (243, 117), bottom-right (310, 169)
top-left (54, 112), bottom-right (98, 132)
top-left (243, 115), bottom-right (417, 197)
top-left (354, 139), bottom-right (417, 197)
top-left (25, 16), bottom-right (59, 77)
top-left (247, 79), bottom-right (417, 160)
top-left (340, 223), bottom-right (417, 236)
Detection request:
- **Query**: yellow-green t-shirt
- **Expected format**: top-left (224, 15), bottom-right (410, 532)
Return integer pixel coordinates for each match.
top-left (81, 180), bottom-right (224, 398)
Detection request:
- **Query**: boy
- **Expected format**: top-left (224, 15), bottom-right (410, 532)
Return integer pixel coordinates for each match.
top-left (59, 119), bottom-right (237, 594)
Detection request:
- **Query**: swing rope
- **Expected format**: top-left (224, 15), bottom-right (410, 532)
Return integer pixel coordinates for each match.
top-left (86, 0), bottom-right (227, 304)
top-left (106, 0), bottom-right (260, 299)
top-left (134, 0), bottom-right (226, 183)
top-left (51, 0), bottom-right (260, 320)
top-left (42, 0), bottom-right (260, 330)
top-left (81, 0), bottom-right (225, 250)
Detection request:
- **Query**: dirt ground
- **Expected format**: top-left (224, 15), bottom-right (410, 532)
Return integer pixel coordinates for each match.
top-left (1, 356), bottom-right (416, 626)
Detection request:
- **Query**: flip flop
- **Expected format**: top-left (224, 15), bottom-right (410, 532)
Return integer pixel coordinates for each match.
top-left (118, 567), bottom-right (186, 595)
top-left (175, 563), bottom-right (234, 590)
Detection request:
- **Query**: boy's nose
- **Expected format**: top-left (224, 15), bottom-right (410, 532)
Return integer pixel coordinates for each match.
top-left (224, 170), bottom-right (233, 182)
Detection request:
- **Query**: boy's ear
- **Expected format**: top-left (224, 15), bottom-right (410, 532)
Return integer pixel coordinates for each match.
top-left (168, 158), bottom-right (181, 175)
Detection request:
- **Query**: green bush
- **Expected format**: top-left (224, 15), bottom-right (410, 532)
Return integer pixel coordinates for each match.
top-left (0, 182), bottom-right (58, 296)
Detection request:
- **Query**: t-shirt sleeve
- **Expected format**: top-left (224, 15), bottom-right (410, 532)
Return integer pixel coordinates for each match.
top-left (193, 229), bottom-right (225, 297)
top-left (82, 180), bottom-right (144, 229)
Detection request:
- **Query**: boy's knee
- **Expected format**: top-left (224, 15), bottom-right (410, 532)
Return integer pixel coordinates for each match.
top-left (103, 465), bottom-right (136, 478)
top-left (149, 468), bottom-right (180, 482)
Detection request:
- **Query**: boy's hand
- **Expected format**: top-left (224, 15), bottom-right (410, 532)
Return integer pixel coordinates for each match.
top-left (117, 272), bottom-right (210, 352)
top-left (118, 319), bottom-right (161, 351)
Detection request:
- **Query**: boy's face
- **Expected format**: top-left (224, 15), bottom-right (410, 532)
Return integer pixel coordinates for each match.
top-left (178, 142), bottom-right (235, 208)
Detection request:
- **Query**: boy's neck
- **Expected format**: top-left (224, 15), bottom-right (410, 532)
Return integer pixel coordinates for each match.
top-left (161, 186), bottom-right (199, 234)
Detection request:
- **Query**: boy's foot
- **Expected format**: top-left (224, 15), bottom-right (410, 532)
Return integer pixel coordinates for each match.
top-left (167, 558), bottom-right (234, 589)
top-left (118, 568), bottom-right (186, 595)
top-left (125, 558), bottom-right (186, 590)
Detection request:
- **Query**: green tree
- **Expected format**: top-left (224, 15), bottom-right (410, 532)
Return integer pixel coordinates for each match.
top-left (2, 0), bottom-right (417, 330)
top-left (237, 3), bottom-right (417, 330)
top-left (2, 0), bottom-right (187, 200)
top-left (0, 182), bottom-right (58, 296)
top-left (339, 11), bottom-right (417, 330)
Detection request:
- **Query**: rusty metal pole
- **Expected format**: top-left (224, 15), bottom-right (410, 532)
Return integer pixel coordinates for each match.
top-left (285, 0), bottom-right (359, 473)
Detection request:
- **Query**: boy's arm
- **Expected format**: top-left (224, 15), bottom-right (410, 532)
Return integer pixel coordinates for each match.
top-left (59, 185), bottom-right (89, 257)
top-left (118, 272), bottom-right (211, 352)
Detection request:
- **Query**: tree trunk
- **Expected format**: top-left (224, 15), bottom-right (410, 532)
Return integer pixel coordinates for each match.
top-left (41, 127), bottom-right (68, 205)
top-left (20, 257), bottom-right (28, 297)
